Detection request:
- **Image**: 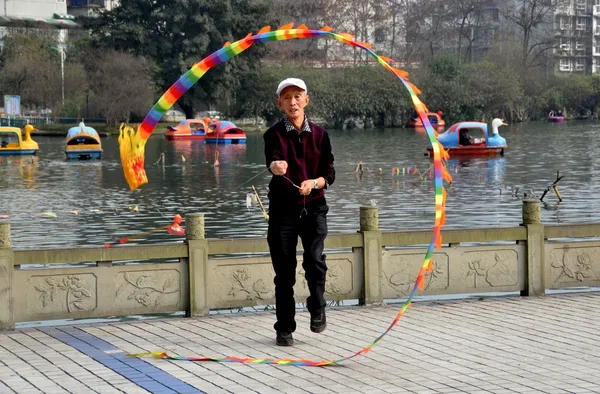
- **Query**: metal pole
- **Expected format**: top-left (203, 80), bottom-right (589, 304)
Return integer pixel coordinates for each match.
top-left (60, 49), bottom-right (65, 106)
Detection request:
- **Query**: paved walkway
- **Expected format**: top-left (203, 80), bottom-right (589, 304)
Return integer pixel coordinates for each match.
top-left (1, 293), bottom-right (600, 394)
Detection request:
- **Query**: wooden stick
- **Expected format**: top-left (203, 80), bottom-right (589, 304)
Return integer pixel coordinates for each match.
top-left (252, 185), bottom-right (269, 222)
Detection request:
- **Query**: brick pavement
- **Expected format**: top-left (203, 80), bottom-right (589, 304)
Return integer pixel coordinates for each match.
top-left (1, 293), bottom-right (599, 393)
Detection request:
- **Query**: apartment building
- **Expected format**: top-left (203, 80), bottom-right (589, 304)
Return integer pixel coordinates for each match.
top-left (67, 0), bottom-right (119, 17)
top-left (554, 0), bottom-right (596, 73)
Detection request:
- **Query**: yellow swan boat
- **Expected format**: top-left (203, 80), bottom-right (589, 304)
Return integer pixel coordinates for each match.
top-left (0, 125), bottom-right (39, 156)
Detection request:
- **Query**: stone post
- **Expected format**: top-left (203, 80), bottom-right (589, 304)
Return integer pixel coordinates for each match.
top-left (0, 221), bottom-right (14, 330)
top-left (359, 206), bottom-right (383, 305)
top-left (521, 200), bottom-right (545, 296)
top-left (186, 213), bottom-right (209, 317)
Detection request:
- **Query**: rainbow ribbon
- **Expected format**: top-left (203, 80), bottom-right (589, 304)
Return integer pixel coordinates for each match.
top-left (123, 23), bottom-right (451, 367)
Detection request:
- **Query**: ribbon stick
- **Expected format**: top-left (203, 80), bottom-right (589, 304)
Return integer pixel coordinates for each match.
top-left (124, 23), bottom-right (451, 367)
top-left (251, 185), bottom-right (269, 222)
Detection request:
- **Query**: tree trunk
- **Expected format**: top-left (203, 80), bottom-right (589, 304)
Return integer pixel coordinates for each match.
top-left (179, 99), bottom-right (195, 119)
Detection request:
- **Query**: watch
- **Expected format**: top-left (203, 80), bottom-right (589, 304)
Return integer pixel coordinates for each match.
top-left (313, 179), bottom-right (319, 189)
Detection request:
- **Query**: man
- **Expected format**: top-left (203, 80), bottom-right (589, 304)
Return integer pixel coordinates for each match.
top-left (263, 78), bottom-right (335, 346)
top-left (459, 129), bottom-right (472, 146)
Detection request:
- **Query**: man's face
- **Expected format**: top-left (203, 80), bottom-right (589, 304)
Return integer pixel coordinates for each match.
top-left (277, 86), bottom-right (309, 122)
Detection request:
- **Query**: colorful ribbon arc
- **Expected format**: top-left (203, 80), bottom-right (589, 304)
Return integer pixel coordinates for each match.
top-left (122, 23), bottom-right (452, 366)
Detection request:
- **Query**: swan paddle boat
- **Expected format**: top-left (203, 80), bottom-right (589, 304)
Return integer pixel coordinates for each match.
top-left (65, 122), bottom-right (103, 160)
top-left (165, 118), bottom-right (211, 140)
top-left (427, 118), bottom-right (508, 157)
top-left (205, 120), bottom-right (246, 144)
top-left (0, 125), bottom-right (39, 156)
top-left (407, 111), bottom-right (445, 128)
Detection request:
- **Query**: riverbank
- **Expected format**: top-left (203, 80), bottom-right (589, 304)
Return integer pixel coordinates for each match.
top-left (33, 122), bottom-right (265, 136)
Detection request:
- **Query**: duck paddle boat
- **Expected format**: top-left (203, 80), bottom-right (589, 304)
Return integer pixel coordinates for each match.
top-left (165, 118), bottom-right (210, 140)
top-left (205, 120), bottom-right (247, 144)
top-left (427, 118), bottom-right (508, 157)
top-left (0, 125), bottom-right (39, 156)
top-left (65, 122), bottom-right (103, 160)
top-left (407, 111), bottom-right (445, 129)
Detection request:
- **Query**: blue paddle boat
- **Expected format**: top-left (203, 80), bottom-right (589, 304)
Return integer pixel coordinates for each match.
top-left (65, 122), bottom-right (103, 160)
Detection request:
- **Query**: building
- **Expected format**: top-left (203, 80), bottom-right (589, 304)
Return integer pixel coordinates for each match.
top-left (554, 0), bottom-right (595, 74)
top-left (0, 0), bottom-right (77, 38)
top-left (267, 0), bottom-right (405, 67)
top-left (67, 0), bottom-right (119, 17)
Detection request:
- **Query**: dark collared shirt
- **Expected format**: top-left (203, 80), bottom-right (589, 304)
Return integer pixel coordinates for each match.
top-left (264, 117), bottom-right (335, 207)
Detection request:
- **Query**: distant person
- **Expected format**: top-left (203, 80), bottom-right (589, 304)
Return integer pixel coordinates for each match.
top-left (459, 129), bottom-right (472, 146)
top-left (263, 77), bottom-right (335, 346)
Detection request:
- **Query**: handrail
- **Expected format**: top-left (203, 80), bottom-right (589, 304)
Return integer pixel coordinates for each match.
top-left (13, 243), bottom-right (188, 266)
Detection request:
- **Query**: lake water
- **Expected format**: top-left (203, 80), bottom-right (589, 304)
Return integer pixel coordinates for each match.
top-left (1, 121), bottom-right (597, 250)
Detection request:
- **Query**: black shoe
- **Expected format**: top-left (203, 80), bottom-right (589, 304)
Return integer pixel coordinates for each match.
top-left (276, 332), bottom-right (294, 346)
top-left (310, 310), bottom-right (327, 333)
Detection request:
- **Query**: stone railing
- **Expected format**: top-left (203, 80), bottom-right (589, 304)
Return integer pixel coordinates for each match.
top-left (1, 200), bottom-right (599, 330)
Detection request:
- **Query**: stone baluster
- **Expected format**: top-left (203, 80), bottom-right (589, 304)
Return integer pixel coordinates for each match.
top-left (521, 199), bottom-right (545, 296)
top-left (186, 213), bottom-right (209, 316)
top-left (359, 206), bottom-right (383, 305)
top-left (0, 221), bottom-right (14, 330)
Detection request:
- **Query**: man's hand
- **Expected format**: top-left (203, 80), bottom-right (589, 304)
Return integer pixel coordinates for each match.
top-left (299, 179), bottom-right (315, 196)
top-left (270, 160), bottom-right (288, 176)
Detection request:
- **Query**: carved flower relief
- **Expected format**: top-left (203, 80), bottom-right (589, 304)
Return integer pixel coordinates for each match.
top-left (384, 260), bottom-right (445, 296)
top-left (33, 275), bottom-right (94, 313)
top-left (297, 264), bottom-right (345, 295)
top-left (465, 252), bottom-right (517, 288)
top-left (227, 268), bottom-right (272, 300)
top-left (551, 248), bottom-right (596, 283)
top-left (115, 272), bottom-right (179, 308)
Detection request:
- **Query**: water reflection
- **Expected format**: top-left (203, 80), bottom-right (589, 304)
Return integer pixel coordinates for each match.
top-left (2, 121), bottom-right (600, 248)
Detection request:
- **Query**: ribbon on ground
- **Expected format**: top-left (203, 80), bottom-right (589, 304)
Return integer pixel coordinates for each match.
top-left (124, 23), bottom-right (451, 367)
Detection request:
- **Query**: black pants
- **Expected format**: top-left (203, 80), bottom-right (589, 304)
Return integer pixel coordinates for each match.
top-left (267, 201), bottom-right (328, 333)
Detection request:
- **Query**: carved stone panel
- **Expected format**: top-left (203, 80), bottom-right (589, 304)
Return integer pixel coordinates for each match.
top-left (210, 255), bottom-right (354, 306)
top-left (549, 245), bottom-right (600, 286)
top-left (383, 252), bottom-right (449, 296)
top-left (114, 270), bottom-right (180, 310)
top-left (461, 250), bottom-right (518, 288)
top-left (28, 274), bottom-right (97, 314)
top-left (214, 261), bottom-right (275, 303)
top-left (297, 256), bottom-right (354, 297)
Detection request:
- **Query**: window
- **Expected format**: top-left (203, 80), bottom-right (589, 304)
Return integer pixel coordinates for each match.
top-left (576, 0), bottom-right (586, 10)
top-left (576, 17), bottom-right (586, 30)
top-left (560, 58), bottom-right (571, 71)
top-left (576, 59), bottom-right (585, 71)
top-left (374, 27), bottom-right (387, 43)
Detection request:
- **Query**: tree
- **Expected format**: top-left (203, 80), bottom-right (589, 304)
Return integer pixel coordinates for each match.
top-left (500, 0), bottom-right (565, 71)
top-left (0, 35), bottom-right (62, 110)
top-left (85, 50), bottom-right (155, 126)
top-left (81, 0), bottom-right (276, 118)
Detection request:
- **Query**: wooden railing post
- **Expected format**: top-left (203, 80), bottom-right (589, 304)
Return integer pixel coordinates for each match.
top-left (0, 220), bottom-right (15, 330)
top-left (359, 206), bottom-right (383, 305)
top-left (521, 199), bottom-right (545, 296)
top-left (186, 213), bottom-right (209, 316)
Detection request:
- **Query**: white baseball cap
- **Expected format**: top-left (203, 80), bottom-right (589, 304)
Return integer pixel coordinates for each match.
top-left (276, 78), bottom-right (307, 97)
